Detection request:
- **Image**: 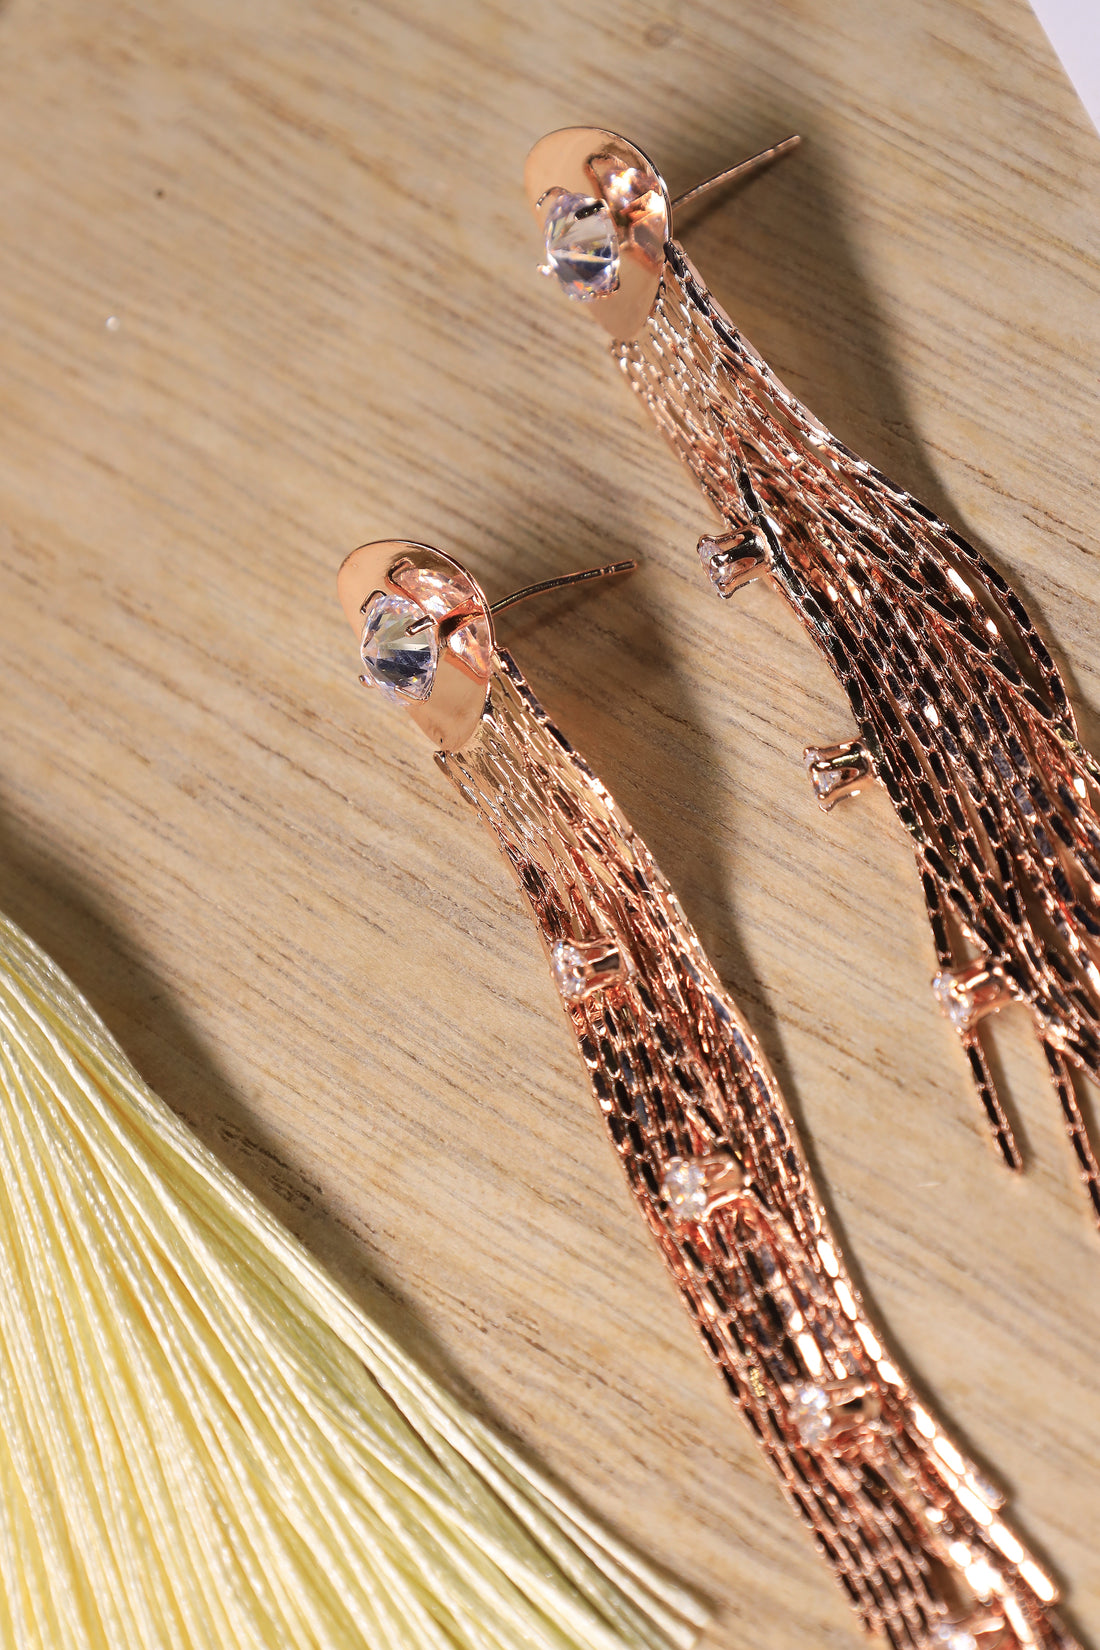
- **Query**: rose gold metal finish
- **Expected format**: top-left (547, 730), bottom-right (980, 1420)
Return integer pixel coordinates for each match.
top-left (488, 558), bottom-right (638, 618)
top-left (791, 1376), bottom-right (883, 1447)
top-left (670, 134), bottom-right (801, 216)
top-left (932, 961), bottom-right (1016, 1035)
top-left (698, 527), bottom-right (771, 596)
top-left (525, 128), bottom-right (670, 339)
top-left (551, 936), bottom-right (628, 1003)
top-left (526, 127), bottom-right (1100, 1229)
top-left (805, 739), bottom-right (874, 810)
top-left (662, 1151), bottom-right (746, 1222)
top-left (341, 548), bottom-right (1076, 1650)
top-left (406, 559), bottom-right (638, 635)
top-left (338, 540), bottom-right (494, 750)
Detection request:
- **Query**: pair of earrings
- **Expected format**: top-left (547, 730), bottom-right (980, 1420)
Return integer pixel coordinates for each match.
top-left (339, 129), bottom-right (1092, 1650)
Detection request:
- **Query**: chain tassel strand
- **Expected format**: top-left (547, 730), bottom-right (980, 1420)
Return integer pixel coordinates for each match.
top-left (616, 241), bottom-right (1100, 1225)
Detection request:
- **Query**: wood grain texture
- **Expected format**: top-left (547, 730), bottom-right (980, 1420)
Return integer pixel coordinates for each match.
top-left (0, 1), bottom-right (1096, 1646)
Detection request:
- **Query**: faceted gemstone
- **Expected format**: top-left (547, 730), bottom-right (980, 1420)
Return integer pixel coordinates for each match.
top-left (542, 191), bottom-right (620, 300)
top-left (661, 1158), bottom-right (708, 1222)
top-left (550, 941), bottom-right (588, 1003)
top-left (810, 764), bottom-right (849, 804)
top-left (447, 615), bottom-right (494, 680)
top-left (928, 1626), bottom-right (978, 1650)
top-left (359, 592), bottom-right (437, 701)
top-left (803, 739), bottom-right (871, 811)
top-left (589, 158), bottom-right (650, 218)
top-left (550, 937), bottom-right (623, 1003)
top-left (931, 971), bottom-right (972, 1034)
top-left (391, 561), bottom-right (475, 621)
top-left (790, 1383), bottom-right (832, 1447)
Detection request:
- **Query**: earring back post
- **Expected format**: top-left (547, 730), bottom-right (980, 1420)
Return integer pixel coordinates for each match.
top-left (489, 559), bottom-right (637, 618)
top-left (405, 559), bottom-right (637, 636)
top-left (670, 134), bottom-right (801, 218)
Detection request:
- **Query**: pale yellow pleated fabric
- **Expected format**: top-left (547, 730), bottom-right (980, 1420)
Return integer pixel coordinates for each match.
top-left (0, 910), bottom-right (706, 1650)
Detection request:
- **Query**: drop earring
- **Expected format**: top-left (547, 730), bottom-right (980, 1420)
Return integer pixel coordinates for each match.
top-left (523, 126), bottom-right (1100, 1230)
top-left (340, 536), bottom-right (1075, 1650)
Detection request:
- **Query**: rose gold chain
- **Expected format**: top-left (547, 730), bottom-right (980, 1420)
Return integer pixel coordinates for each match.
top-left (615, 241), bottom-right (1100, 1226)
top-left (438, 653), bottom-right (1073, 1650)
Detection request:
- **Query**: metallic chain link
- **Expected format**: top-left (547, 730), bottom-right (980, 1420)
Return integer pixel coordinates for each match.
top-left (615, 241), bottom-right (1100, 1226)
top-left (438, 654), bottom-right (1072, 1650)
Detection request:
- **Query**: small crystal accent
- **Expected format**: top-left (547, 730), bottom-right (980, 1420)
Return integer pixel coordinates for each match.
top-left (790, 1383), bottom-right (832, 1447)
top-left (698, 527), bottom-right (769, 597)
top-left (661, 1159), bottom-right (708, 1221)
top-left (931, 972), bottom-right (973, 1034)
top-left (965, 1468), bottom-right (1004, 1510)
top-left (360, 593), bottom-right (437, 701)
top-left (803, 740), bottom-right (871, 810)
top-left (542, 191), bottom-right (620, 299)
top-left (550, 938), bottom-right (622, 1003)
top-left (931, 959), bottom-right (1012, 1035)
top-left (928, 1626), bottom-right (978, 1650)
top-left (808, 762), bottom-right (855, 804)
top-left (551, 942), bottom-right (588, 1003)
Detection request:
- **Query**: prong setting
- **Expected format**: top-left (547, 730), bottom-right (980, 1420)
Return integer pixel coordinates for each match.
top-left (931, 960), bottom-right (1014, 1035)
top-left (787, 1377), bottom-right (881, 1449)
top-left (551, 937), bottom-right (627, 1004)
top-left (661, 1152), bottom-right (745, 1223)
top-left (928, 1616), bottom-right (1011, 1650)
top-left (804, 739), bottom-right (873, 809)
top-left (697, 526), bottom-right (770, 596)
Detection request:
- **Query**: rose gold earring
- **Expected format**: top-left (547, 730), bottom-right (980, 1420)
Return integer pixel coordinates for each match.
top-left (339, 537), bottom-right (1072, 1650)
top-left (524, 126), bottom-right (1100, 1230)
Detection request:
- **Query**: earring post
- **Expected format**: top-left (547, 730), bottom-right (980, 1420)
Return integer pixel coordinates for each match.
top-left (670, 134), bottom-right (801, 216)
top-left (404, 560), bottom-right (637, 635)
top-left (490, 559), bottom-right (637, 618)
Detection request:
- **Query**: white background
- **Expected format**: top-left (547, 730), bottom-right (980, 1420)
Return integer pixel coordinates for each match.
top-left (1031, 0), bottom-right (1100, 133)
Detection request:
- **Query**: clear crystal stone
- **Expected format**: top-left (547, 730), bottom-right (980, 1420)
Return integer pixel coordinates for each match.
top-left (448, 615), bottom-right (493, 679)
top-left (551, 941), bottom-right (588, 1003)
top-left (965, 1468), bottom-right (1004, 1509)
top-left (931, 972), bottom-right (972, 1033)
top-left (360, 593), bottom-right (437, 701)
top-left (390, 562), bottom-right (473, 620)
top-left (542, 191), bottom-right (620, 299)
top-left (804, 756), bottom-right (854, 803)
top-left (591, 159), bottom-right (650, 217)
top-left (662, 1158), bottom-right (708, 1221)
top-left (928, 1626), bottom-right (978, 1650)
top-left (551, 938), bottom-right (622, 1003)
top-left (790, 1383), bottom-right (832, 1447)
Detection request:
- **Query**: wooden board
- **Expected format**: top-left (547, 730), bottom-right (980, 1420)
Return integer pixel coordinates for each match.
top-left (0, 0), bottom-right (1097, 1643)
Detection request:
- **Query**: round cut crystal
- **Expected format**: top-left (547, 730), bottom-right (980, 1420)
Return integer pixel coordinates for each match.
top-left (542, 191), bottom-right (620, 300)
top-left (928, 1626), bottom-right (978, 1650)
top-left (360, 593), bottom-right (437, 701)
top-left (790, 1383), bottom-right (832, 1447)
top-left (662, 1158), bottom-right (708, 1221)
